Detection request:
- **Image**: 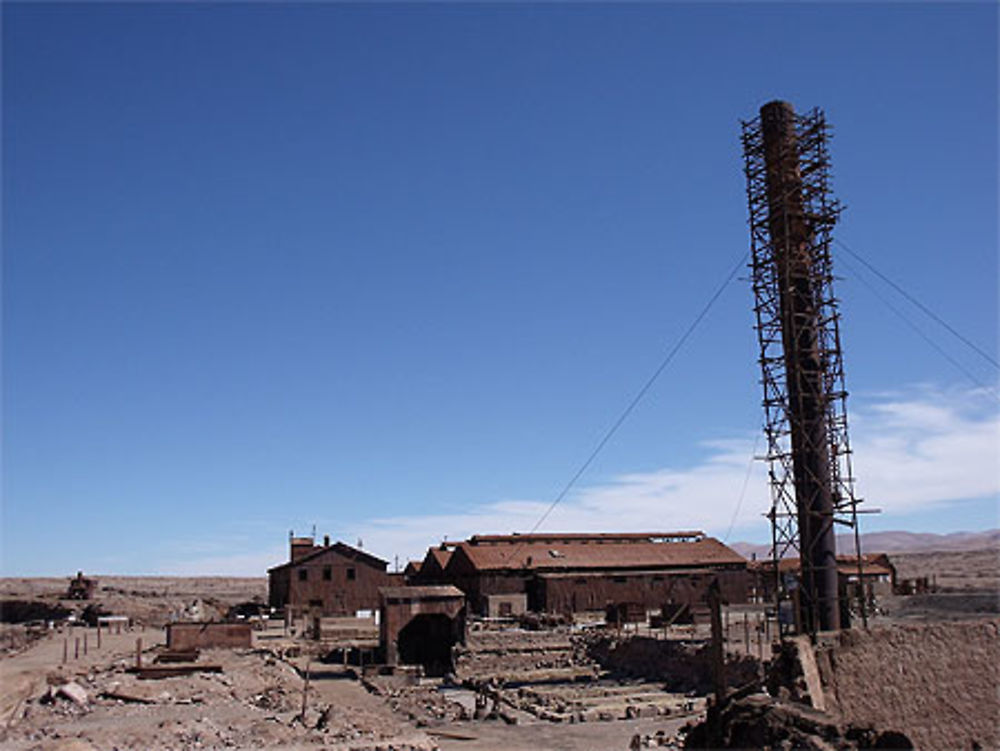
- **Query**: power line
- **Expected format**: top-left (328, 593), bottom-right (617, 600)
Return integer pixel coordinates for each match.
top-left (835, 238), bottom-right (999, 371)
top-left (723, 432), bottom-right (761, 543)
top-left (838, 254), bottom-right (1000, 402)
top-left (520, 251), bottom-right (749, 540)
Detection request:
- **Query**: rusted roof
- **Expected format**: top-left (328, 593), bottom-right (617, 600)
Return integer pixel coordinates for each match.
top-left (469, 531), bottom-right (704, 545)
top-left (450, 536), bottom-right (745, 572)
top-left (267, 541), bottom-right (388, 573)
top-left (427, 547), bottom-right (453, 567)
top-left (379, 585), bottom-right (464, 601)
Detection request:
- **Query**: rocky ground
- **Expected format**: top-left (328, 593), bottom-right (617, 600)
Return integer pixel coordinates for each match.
top-left (0, 621), bottom-right (706, 751)
top-left (1, 546), bottom-right (994, 750)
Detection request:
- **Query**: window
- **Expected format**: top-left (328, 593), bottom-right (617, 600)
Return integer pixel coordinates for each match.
top-left (498, 602), bottom-right (512, 617)
top-left (347, 567), bottom-right (356, 581)
top-left (298, 569), bottom-right (308, 581)
top-left (323, 566), bottom-right (332, 581)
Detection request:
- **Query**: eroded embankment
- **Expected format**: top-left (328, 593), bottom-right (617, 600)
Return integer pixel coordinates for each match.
top-left (816, 618), bottom-right (1000, 751)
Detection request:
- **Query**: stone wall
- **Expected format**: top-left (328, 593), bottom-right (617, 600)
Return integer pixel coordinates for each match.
top-left (165, 622), bottom-right (252, 650)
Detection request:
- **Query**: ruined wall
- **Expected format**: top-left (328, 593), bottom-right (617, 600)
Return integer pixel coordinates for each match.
top-left (538, 568), bottom-right (748, 614)
top-left (816, 618), bottom-right (1000, 751)
top-left (268, 568), bottom-right (290, 610)
top-left (166, 622), bottom-right (252, 650)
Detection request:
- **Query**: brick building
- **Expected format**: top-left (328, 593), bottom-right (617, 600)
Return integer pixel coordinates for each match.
top-left (410, 543), bottom-right (455, 585)
top-left (267, 535), bottom-right (392, 618)
top-left (435, 532), bottom-right (749, 616)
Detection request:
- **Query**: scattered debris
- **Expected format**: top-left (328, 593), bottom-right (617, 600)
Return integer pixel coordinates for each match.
top-left (127, 664), bottom-right (223, 679)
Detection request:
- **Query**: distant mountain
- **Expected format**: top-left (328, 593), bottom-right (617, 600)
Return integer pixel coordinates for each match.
top-left (729, 529), bottom-right (1000, 560)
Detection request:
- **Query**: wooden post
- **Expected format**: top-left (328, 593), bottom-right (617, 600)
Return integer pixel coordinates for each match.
top-left (758, 613), bottom-right (765, 661)
top-left (97, 623), bottom-right (102, 649)
top-left (743, 612), bottom-right (750, 654)
top-left (136, 638), bottom-right (142, 669)
top-left (301, 658), bottom-right (311, 717)
top-left (74, 637), bottom-right (79, 660)
top-left (84, 632), bottom-right (88, 655)
top-left (63, 639), bottom-right (68, 664)
top-left (707, 580), bottom-right (727, 708)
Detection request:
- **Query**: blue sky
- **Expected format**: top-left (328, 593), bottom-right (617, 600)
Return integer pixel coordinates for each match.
top-left (3, 3), bottom-right (997, 575)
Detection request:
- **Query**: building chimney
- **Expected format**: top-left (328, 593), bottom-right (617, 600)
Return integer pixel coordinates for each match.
top-left (324, 535), bottom-right (330, 547)
top-left (290, 536), bottom-right (316, 563)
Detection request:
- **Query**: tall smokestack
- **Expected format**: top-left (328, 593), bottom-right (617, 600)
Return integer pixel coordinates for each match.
top-left (758, 100), bottom-right (840, 632)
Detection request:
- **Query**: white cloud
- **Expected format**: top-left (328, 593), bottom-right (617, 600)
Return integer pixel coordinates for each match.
top-left (161, 545), bottom-right (287, 577)
top-left (357, 384), bottom-right (999, 565)
top-left (850, 385), bottom-right (1000, 513)
top-left (163, 385), bottom-right (999, 574)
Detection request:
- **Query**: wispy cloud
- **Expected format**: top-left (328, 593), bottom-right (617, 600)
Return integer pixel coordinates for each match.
top-left (163, 384), bottom-right (999, 574)
top-left (357, 384), bottom-right (999, 564)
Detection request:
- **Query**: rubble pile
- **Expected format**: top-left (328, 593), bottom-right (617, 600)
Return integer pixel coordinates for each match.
top-left (364, 678), bottom-right (469, 726)
top-left (577, 633), bottom-right (760, 693)
top-left (683, 694), bottom-right (914, 750)
top-left (503, 681), bottom-right (703, 724)
top-left (2, 647), bottom-right (434, 751)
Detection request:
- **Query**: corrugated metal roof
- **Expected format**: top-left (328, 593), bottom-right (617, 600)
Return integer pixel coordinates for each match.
top-left (450, 536), bottom-right (745, 572)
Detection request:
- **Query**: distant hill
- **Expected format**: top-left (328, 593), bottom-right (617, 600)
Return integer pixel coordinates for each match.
top-left (730, 529), bottom-right (1000, 560)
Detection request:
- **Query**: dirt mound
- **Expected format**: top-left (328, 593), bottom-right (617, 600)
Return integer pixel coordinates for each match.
top-left (816, 619), bottom-right (1000, 751)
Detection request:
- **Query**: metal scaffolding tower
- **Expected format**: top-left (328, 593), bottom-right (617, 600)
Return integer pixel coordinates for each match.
top-left (741, 101), bottom-right (863, 635)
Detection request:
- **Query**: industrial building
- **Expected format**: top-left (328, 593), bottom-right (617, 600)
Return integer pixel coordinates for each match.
top-left (409, 543), bottom-right (456, 585)
top-left (748, 553), bottom-right (896, 606)
top-left (267, 534), bottom-right (394, 618)
top-left (429, 532), bottom-right (749, 616)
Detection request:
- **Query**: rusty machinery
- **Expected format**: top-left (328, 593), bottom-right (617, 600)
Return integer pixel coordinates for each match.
top-left (741, 101), bottom-right (864, 635)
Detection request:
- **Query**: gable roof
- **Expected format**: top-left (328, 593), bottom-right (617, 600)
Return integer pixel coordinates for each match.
top-left (267, 541), bottom-right (387, 573)
top-left (447, 536), bottom-right (745, 573)
top-left (403, 560), bottom-right (423, 576)
top-left (418, 545), bottom-right (453, 577)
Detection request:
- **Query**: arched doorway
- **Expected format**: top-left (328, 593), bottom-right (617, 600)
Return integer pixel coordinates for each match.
top-left (397, 613), bottom-right (456, 676)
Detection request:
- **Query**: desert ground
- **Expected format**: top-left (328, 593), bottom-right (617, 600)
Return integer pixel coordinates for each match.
top-left (1, 546), bottom-right (997, 751)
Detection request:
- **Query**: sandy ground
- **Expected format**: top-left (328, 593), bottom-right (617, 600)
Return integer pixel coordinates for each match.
top-left (891, 548), bottom-right (1000, 592)
top-left (0, 577), bottom-right (266, 628)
